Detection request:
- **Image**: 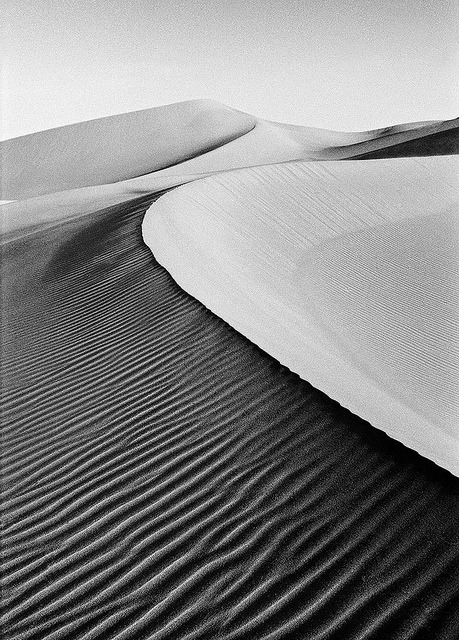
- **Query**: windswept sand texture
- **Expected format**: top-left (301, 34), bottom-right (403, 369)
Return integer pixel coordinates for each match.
top-left (2, 101), bottom-right (459, 638)
top-left (3, 196), bottom-right (459, 639)
top-left (144, 155), bottom-right (459, 475)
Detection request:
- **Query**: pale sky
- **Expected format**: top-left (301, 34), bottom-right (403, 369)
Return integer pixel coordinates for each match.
top-left (2, 0), bottom-right (458, 139)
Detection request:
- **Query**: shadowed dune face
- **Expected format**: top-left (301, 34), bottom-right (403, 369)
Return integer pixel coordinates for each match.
top-left (3, 197), bottom-right (459, 639)
top-left (350, 123), bottom-right (459, 159)
top-left (144, 156), bottom-right (459, 475)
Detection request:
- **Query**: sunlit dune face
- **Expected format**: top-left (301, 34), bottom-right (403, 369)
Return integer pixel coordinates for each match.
top-left (143, 154), bottom-right (459, 475)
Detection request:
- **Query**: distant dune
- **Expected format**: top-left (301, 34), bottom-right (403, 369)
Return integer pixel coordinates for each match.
top-left (2, 100), bottom-right (459, 638)
top-left (2, 99), bottom-right (456, 202)
top-left (3, 195), bottom-right (459, 639)
top-left (0, 99), bottom-right (256, 199)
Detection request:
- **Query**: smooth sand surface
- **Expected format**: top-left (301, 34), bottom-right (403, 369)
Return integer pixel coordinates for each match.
top-left (144, 156), bottom-right (459, 476)
top-left (3, 195), bottom-right (459, 639)
top-left (0, 100), bottom-right (256, 200)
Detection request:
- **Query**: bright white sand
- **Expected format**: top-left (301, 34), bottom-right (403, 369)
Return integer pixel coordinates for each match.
top-left (2, 100), bottom-right (457, 473)
top-left (143, 156), bottom-right (459, 475)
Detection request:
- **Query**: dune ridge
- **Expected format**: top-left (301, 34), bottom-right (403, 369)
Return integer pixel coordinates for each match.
top-left (2, 108), bottom-right (457, 241)
top-left (3, 195), bottom-right (459, 639)
top-left (3, 103), bottom-right (458, 473)
top-left (0, 100), bottom-right (256, 200)
top-left (143, 155), bottom-right (459, 475)
top-left (2, 100), bottom-right (459, 637)
top-left (3, 99), bottom-right (457, 204)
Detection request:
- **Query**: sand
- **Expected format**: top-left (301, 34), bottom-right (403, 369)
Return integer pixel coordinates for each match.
top-left (3, 99), bottom-right (456, 204)
top-left (2, 100), bottom-right (459, 638)
top-left (0, 100), bottom-right (256, 200)
top-left (144, 155), bottom-right (459, 476)
top-left (3, 195), bottom-right (459, 639)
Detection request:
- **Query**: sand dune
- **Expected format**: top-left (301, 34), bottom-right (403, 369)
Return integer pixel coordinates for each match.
top-left (3, 195), bottom-right (459, 639)
top-left (349, 120), bottom-right (459, 159)
top-left (2, 101), bottom-right (459, 638)
top-left (143, 156), bottom-right (459, 475)
top-left (152, 117), bottom-right (458, 179)
top-left (3, 106), bottom-right (456, 240)
top-left (0, 99), bottom-right (256, 200)
top-left (3, 99), bottom-right (456, 204)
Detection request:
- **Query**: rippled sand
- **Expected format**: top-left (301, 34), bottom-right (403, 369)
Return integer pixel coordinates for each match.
top-left (3, 196), bottom-right (459, 639)
top-left (2, 101), bottom-right (459, 638)
top-left (144, 155), bottom-right (459, 475)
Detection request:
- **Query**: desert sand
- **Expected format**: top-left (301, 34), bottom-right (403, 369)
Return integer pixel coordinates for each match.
top-left (2, 100), bottom-right (459, 638)
top-left (0, 100), bottom-right (256, 200)
top-left (144, 155), bottom-right (459, 475)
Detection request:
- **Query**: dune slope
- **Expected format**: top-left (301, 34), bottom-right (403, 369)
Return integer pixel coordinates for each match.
top-left (2, 101), bottom-right (459, 638)
top-left (143, 155), bottom-right (459, 475)
top-left (0, 100), bottom-right (256, 200)
top-left (3, 99), bottom-right (456, 204)
top-left (3, 195), bottom-right (459, 639)
top-left (137, 117), bottom-right (459, 180)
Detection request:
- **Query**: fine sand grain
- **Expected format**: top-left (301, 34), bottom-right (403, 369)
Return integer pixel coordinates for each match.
top-left (3, 195), bottom-right (459, 639)
top-left (2, 101), bottom-right (459, 639)
top-left (144, 156), bottom-right (459, 475)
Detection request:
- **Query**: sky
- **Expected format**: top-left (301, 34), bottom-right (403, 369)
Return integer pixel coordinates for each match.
top-left (2, 0), bottom-right (458, 139)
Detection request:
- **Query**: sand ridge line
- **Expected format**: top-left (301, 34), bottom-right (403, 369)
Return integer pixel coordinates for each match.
top-left (3, 196), bottom-right (459, 638)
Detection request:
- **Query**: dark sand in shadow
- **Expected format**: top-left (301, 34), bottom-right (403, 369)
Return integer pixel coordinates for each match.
top-left (2, 195), bottom-right (459, 639)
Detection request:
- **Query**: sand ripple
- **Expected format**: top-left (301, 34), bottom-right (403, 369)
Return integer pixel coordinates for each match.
top-left (2, 196), bottom-right (459, 639)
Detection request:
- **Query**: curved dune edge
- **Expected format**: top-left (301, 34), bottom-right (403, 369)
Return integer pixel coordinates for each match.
top-left (3, 101), bottom-right (459, 638)
top-left (0, 173), bottom-right (202, 239)
top-left (143, 156), bottom-right (459, 476)
top-left (0, 100), bottom-right (257, 200)
top-left (2, 98), bottom-right (457, 203)
top-left (2, 115), bottom-right (457, 239)
top-left (153, 117), bottom-right (458, 180)
top-left (3, 195), bottom-right (459, 638)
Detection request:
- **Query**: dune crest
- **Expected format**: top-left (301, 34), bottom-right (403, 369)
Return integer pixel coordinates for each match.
top-left (3, 105), bottom-right (457, 240)
top-left (134, 117), bottom-right (459, 179)
top-left (3, 100), bottom-right (457, 204)
top-left (143, 155), bottom-right (459, 475)
top-left (0, 100), bottom-right (256, 200)
top-left (2, 100), bottom-right (458, 474)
